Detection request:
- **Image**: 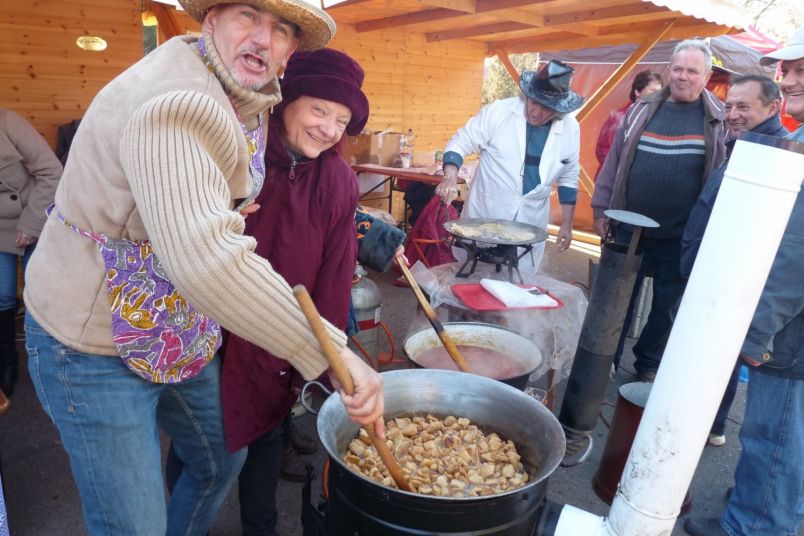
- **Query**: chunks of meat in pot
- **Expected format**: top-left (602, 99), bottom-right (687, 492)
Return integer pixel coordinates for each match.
top-left (343, 414), bottom-right (529, 497)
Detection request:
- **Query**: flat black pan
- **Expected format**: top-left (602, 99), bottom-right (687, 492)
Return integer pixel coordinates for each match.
top-left (444, 218), bottom-right (548, 246)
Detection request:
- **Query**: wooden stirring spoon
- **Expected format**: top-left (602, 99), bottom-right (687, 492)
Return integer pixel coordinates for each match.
top-left (396, 261), bottom-right (471, 373)
top-left (292, 285), bottom-right (412, 493)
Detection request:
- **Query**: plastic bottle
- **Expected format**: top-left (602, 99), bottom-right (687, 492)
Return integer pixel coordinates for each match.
top-left (405, 128), bottom-right (415, 160)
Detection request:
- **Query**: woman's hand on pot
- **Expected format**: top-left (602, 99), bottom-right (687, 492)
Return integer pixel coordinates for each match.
top-left (332, 347), bottom-right (386, 438)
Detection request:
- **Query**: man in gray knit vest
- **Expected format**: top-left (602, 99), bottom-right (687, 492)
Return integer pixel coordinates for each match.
top-left (591, 40), bottom-right (727, 382)
top-left (22, 1), bottom-right (385, 534)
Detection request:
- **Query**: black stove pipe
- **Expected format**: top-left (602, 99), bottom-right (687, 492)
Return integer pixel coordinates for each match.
top-left (557, 238), bottom-right (642, 464)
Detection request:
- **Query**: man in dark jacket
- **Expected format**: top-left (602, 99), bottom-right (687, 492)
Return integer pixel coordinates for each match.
top-left (685, 26), bottom-right (804, 536)
top-left (591, 39), bottom-right (727, 380)
top-left (680, 74), bottom-right (787, 449)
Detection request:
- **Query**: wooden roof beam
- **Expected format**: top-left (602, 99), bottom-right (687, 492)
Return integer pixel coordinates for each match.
top-left (496, 49), bottom-right (522, 84)
top-left (356, 0), bottom-right (548, 33)
top-left (476, 0), bottom-right (552, 11)
top-left (489, 19), bottom-right (729, 55)
top-left (490, 30), bottom-right (654, 55)
top-left (576, 19), bottom-right (678, 124)
top-left (434, 20), bottom-right (596, 44)
top-left (413, 0), bottom-right (476, 12)
top-left (489, 9), bottom-right (544, 26)
top-left (543, 3), bottom-right (670, 26)
top-left (355, 8), bottom-right (461, 33)
top-left (427, 21), bottom-right (534, 42)
top-left (148, 0), bottom-right (184, 42)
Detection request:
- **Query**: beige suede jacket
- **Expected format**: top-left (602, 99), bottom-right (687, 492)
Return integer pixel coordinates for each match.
top-left (24, 35), bottom-right (343, 380)
top-left (0, 109), bottom-right (62, 255)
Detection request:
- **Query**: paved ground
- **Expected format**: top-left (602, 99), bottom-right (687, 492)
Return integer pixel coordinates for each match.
top-left (1, 237), bottom-right (791, 535)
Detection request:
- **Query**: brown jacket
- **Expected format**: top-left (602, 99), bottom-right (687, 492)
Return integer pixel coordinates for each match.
top-left (23, 36), bottom-right (344, 380)
top-left (0, 109), bottom-right (62, 255)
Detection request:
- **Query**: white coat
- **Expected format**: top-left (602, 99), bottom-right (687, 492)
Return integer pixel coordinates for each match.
top-left (446, 95), bottom-right (580, 272)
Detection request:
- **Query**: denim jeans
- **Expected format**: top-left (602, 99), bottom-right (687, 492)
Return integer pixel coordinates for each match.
top-left (614, 228), bottom-right (686, 373)
top-left (721, 369), bottom-right (804, 536)
top-left (0, 246), bottom-right (34, 310)
top-left (24, 313), bottom-right (246, 536)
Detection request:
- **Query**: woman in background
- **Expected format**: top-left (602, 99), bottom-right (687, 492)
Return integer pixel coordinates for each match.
top-left (594, 70), bottom-right (663, 176)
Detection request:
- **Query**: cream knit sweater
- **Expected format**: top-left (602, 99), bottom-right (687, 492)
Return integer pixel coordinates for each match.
top-left (24, 35), bottom-right (343, 380)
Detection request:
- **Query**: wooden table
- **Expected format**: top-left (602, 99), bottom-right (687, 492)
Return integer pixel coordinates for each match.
top-left (352, 164), bottom-right (466, 223)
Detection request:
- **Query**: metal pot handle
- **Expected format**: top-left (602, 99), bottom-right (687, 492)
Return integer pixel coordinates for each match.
top-left (300, 380), bottom-right (333, 416)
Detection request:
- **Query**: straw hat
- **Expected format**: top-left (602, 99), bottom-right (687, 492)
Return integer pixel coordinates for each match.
top-left (178, 0), bottom-right (336, 51)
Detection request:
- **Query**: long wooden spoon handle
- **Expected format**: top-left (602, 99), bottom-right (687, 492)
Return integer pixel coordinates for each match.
top-left (292, 285), bottom-right (412, 492)
top-left (396, 262), bottom-right (471, 373)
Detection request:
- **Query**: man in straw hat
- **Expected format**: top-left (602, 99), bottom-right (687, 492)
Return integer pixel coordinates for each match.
top-left (22, 1), bottom-right (384, 534)
top-left (435, 60), bottom-right (585, 273)
top-left (685, 25), bottom-right (804, 536)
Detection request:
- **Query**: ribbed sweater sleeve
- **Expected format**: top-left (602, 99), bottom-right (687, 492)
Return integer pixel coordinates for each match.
top-left (120, 89), bottom-right (344, 380)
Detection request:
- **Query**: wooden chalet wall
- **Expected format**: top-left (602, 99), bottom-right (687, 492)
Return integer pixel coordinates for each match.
top-left (329, 25), bottom-right (484, 155)
top-left (1, 0), bottom-right (143, 148)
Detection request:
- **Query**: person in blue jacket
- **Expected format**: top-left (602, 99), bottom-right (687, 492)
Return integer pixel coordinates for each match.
top-left (680, 73), bottom-right (787, 448)
top-left (684, 26), bottom-right (804, 536)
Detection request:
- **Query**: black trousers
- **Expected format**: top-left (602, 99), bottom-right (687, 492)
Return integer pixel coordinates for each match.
top-left (238, 419), bottom-right (287, 536)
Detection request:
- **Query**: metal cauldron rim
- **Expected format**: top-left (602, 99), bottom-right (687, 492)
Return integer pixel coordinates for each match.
top-left (316, 368), bottom-right (565, 501)
top-left (402, 321), bottom-right (544, 383)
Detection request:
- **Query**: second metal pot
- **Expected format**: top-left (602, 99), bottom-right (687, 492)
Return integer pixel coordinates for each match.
top-left (403, 322), bottom-right (544, 390)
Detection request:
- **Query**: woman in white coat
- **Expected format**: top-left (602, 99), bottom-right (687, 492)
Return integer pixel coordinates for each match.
top-left (437, 60), bottom-right (585, 272)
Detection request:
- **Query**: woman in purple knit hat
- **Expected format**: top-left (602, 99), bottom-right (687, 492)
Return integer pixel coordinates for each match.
top-left (220, 48), bottom-right (404, 535)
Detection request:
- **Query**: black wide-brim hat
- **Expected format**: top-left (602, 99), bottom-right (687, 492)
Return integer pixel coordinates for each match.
top-left (519, 60), bottom-right (585, 114)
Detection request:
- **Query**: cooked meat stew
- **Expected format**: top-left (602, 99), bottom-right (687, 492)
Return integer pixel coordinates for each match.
top-left (343, 414), bottom-right (530, 497)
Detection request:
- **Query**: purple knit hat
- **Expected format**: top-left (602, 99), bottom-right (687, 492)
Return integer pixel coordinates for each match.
top-left (279, 48), bottom-right (369, 136)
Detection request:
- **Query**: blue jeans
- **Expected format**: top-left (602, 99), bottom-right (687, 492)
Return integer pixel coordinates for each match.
top-left (0, 246), bottom-right (34, 310)
top-left (721, 369), bottom-right (804, 535)
top-left (614, 229), bottom-right (686, 373)
top-left (24, 313), bottom-right (246, 536)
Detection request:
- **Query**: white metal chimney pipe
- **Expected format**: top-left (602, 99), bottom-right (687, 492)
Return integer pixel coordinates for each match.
top-left (552, 133), bottom-right (804, 536)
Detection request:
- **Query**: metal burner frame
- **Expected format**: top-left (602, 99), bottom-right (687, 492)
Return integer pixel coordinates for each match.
top-left (452, 237), bottom-right (532, 283)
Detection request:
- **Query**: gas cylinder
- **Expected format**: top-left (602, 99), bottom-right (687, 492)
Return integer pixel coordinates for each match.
top-left (350, 264), bottom-right (382, 368)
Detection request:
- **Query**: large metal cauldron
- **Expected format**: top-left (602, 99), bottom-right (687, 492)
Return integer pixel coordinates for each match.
top-left (312, 369), bottom-right (565, 535)
top-left (403, 322), bottom-right (544, 390)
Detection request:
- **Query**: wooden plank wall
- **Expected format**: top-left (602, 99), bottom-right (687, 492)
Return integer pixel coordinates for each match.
top-left (1, 0), bottom-right (143, 148)
top-left (329, 26), bottom-right (485, 219)
top-left (329, 25), bottom-right (484, 156)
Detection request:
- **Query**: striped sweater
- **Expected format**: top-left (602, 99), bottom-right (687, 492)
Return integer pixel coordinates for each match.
top-left (591, 86), bottom-right (726, 223)
top-left (23, 35), bottom-right (343, 381)
top-left (625, 99), bottom-right (706, 238)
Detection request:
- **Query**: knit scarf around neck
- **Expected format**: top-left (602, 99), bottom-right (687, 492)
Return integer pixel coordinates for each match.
top-left (197, 32), bottom-right (282, 130)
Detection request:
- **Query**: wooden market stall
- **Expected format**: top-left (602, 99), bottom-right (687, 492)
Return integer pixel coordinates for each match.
top-left (2, 0), bottom-right (749, 223)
